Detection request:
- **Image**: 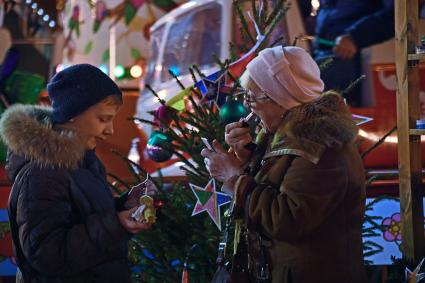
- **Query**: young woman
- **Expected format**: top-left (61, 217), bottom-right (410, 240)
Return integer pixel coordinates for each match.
top-left (202, 46), bottom-right (366, 283)
top-left (0, 64), bottom-right (150, 283)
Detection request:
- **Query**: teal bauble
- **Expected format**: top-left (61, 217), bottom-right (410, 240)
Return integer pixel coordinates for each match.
top-left (146, 131), bottom-right (173, 162)
top-left (219, 100), bottom-right (249, 125)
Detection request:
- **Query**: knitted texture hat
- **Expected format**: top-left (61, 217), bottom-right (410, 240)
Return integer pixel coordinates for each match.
top-left (246, 46), bottom-right (324, 109)
top-left (47, 64), bottom-right (122, 123)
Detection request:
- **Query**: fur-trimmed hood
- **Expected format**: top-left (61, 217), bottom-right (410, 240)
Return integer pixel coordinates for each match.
top-left (0, 104), bottom-right (87, 172)
top-left (260, 92), bottom-right (358, 164)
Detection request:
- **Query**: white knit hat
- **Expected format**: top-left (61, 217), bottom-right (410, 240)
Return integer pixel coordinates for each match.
top-left (246, 46), bottom-right (324, 109)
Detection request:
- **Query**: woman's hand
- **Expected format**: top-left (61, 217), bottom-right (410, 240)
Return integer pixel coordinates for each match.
top-left (225, 121), bottom-right (253, 164)
top-left (201, 140), bottom-right (243, 183)
top-left (118, 207), bottom-right (152, 234)
top-left (333, 34), bottom-right (358, 59)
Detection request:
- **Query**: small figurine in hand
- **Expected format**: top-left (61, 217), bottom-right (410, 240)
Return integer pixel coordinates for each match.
top-left (132, 195), bottom-right (157, 224)
top-left (126, 175), bottom-right (158, 224)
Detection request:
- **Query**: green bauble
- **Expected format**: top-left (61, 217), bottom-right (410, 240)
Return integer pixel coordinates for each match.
top-left (146, 131), bottom-right (173, 162)
top-left (219, 100), bottom-right (249, 125)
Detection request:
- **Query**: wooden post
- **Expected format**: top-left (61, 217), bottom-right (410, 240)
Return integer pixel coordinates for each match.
top-left (395, 0), bottom-right (425, 263)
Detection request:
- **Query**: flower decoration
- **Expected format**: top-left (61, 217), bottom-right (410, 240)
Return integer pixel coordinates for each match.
top-left (93, 0), bottom-right (108, 32)
top-left (382, 212), bottom-right (402, 242)
top-left (131, 0), bottom-right (146, 9)
top-left (68, 5), bottom-right (80, 37)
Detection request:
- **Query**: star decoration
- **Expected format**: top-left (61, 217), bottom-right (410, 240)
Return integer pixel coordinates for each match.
top-left (190, 179), bottom-right (232, 231)
top-left (194, 70), bottom-right (228, 108)
top-left (406, 258), bottom-right (425, 283)
top-left (352, 114), bottom-right (374, 126)
top-left (193, 16), bottom-right (265, 109)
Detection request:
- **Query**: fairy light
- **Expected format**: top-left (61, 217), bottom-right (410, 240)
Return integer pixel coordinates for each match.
top-left (130, 65), bottom-right (143, 78)
top-left (114, 65), bottom-right (125, 78)
top-left (25, 1), bottom-right (55, 29)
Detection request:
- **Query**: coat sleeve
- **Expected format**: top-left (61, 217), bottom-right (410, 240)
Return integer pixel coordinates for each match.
top-left (17, 169), bottom-right (129, 276)
top-left (233, 156), bottom-right (348, 241)
top-left (345, 0), bottom-right (394, 49)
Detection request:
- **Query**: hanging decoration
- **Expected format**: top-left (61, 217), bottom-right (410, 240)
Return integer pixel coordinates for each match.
top-left (146, 131), bottom-right (173, 162)
top-left (190, 179), bottom-right (232, 231)
top-left (352, 114), bottom-right (373, 126)
top-left (219, 99), bottom-right (249, 125)
top-left (193, 14), bottom-right (266, 109)
top-left (153, 105), bottom-right (178, 127)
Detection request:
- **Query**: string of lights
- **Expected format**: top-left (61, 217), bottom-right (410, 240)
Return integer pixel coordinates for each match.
top-left (23, 0), bottom-right (56, 28)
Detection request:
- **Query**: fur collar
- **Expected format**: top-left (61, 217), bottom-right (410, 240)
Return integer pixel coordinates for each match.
top-left (260, 92), bottom-right (358, 164)
top-left (0, 104), bottom-right (86, 169)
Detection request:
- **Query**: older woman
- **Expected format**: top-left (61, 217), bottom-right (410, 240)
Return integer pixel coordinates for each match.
top-left (202, 46), bottom-right (366, 283)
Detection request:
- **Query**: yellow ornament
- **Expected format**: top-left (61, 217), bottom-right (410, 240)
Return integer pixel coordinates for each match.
top-left (139, 195), bottom-right (156, 224)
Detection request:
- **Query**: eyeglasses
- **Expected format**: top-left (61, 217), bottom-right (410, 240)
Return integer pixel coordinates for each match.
top-left (242, 88), bottom-right (271, 104)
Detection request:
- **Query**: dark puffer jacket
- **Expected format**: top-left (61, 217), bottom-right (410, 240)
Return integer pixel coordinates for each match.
top-left (0, 105), bottom-right (131, 283)
top-left (316, 0), bottom-right (394, 50)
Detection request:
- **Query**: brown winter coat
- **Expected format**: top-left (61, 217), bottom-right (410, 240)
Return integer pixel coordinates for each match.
top-left (231, 92), bottom-right (367, 283)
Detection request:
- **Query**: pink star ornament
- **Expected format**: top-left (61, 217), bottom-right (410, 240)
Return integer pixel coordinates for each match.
top-left (190, 179), bottom-right (232, 231)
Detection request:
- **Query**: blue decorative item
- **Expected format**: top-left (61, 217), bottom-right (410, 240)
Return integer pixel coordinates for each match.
top-left (146, 131), bottom-right (173, 162)
top-left (194, 70), bottom-right (228, 108)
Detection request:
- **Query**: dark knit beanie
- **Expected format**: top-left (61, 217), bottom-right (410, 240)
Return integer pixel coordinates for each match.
top-left (47, 64), bottom-right (122, 123)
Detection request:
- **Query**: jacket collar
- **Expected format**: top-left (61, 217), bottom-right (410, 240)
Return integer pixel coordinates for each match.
top-left (0, 104), bottom-right (87, 169)
top-left (259, 92), bottom-right (358, 164)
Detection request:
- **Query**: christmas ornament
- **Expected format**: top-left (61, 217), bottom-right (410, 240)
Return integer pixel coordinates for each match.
top-left (352, 114), bottom-right (373, 126)
top-left (193, 16), bottom-right (265, 108)
top-left (146, 131), bottom-right (173, 162)
top-left (190, 179), bottom-right (232, 230)
top-left (131, 195), bottom-right (157, 224)
top-left (194, 70), bottom-right (228, 107)
top-left (153, 105), bottom-right (177, 127)
top-left (125, 178), bottom-right (158, 209)
top-left (127, 177), bottom-right (158, 224)
top-left (219, 100), bottom-right (249, 125)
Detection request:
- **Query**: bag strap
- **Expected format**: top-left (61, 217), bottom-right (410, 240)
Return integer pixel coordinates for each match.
top-left (215, 200), bottom-right (234, 265)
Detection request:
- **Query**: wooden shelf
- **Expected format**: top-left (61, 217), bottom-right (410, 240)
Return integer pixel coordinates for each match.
top-left (410, 129), bottom-right (425, 135)
top-left (408, 53), bottom-right (425, 61)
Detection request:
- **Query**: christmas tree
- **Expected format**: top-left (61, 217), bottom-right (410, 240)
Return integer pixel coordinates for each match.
top-left (108, 0), bottom-right (391, 281)
top-left (108, 1), bottom-right (290, 282)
